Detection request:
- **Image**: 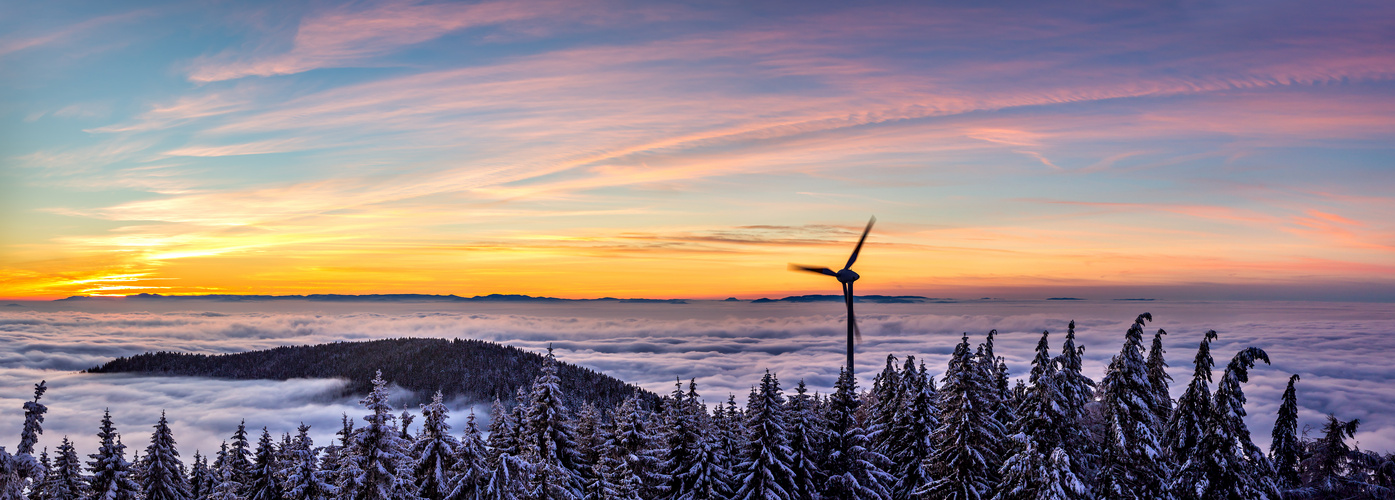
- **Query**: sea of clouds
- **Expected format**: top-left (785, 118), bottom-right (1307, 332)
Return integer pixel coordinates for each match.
top-left (0, 298), bottom-right (1391, 460)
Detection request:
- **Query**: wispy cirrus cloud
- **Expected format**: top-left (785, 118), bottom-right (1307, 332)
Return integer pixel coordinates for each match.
top-left (184, 0), bottom-right (681, 82)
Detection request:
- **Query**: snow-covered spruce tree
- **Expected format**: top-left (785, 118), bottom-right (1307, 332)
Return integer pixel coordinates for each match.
top-left (661, 377), bottom-right (714, 497)
top-left (486, 399), bottom-right (516, 466)
top-left (920, 333), bottom-right (1006, 500)
top-left (607, 395), bottom-right (666, 500)
top-left (319, 414), bottom-right (353, 487)
top-left (718, 395), bottom-right (744, 475)
top-left (32, 448), bottom-right (49, 500)
top-left (346, 370), bottom-right (418, 500)
top-left (570, 404), bottom-right (613, 500)
top-left (188, 452), bottom-right (211, 500)
top-left (86, 409), bottom-right (140, 500)
top-left (285, 424), bottom-right (335, 500)
top-left (868, 355), bottom-right (904, 456)
top-left (785, 379), bottom-right (824, 500)
top-left (659, 378), bottom-right (697, 499)
top-left (980, 330), bottom-right (1017, 431)
top-left (45, 436), bottom-right (88, 500)
top-left (823, 367), bottom-right (893, 500)
top-left (444, 409), bottom-right (488, 500)
top-left (1193, 347), bottom-right (1277, 499)
top-left (140, 411), bottom-right (190, 500)
top-left (245, 428), bottom-right (284, 500)
top-left (1164, 330), bottom-right (1217, 497)
top-left (886, 356), bottom-right (936, 500)
top-left (676, 429), bottom-right (732, 500)
top-left (1270, 374), bottom-right (1302, 491)
top-left (227, 420), bottom-right (253, 491)
top-left (1095, 313), bottom-right (1172, 500)
top-left (0, 381), bottom-right (48, 498)
top-left (733, 370), bottom-right (796, 500)
top-left (673, 379), bottom-right (731, 500)
top-left (1055, 321), bottom-right (1095, 421)
top-left (996, 330), bottom-right (1088, 500)
top-left (1299, 415), bottom-right (1363, 496)
top-left (521, 346), bottom-right (585, 499)
top-left (414, 391), bottom-right (459, 500)
top-left (481, 453), bottom-right (532, 500)
top-left (1146, 329), bottom-right (1173, 431)
top-left (399, 412), bottom-right (415, 443)
top-left (208, 443), bottom-right (241, 500)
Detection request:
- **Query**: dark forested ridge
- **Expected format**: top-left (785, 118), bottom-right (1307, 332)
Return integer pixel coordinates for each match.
top-left (86, 337), bottom-right (651, 407)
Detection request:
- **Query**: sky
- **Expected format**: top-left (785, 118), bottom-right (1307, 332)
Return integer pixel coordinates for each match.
top-left (1, 0), bottom-right (1392, 300)
top-left (2, 299), bottom-right (1392, 458)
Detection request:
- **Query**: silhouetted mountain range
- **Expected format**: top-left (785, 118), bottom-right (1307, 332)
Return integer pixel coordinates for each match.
top-left (86, 337), bottom-right (653, 408)
top-left (57, 293), bottom-right (690, 304)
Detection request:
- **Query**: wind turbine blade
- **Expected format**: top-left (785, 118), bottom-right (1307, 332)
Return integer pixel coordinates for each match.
top-left (844, 216), bottom-right (876, 270)
top-left (789, 264), bottom-right (837, 276)
top-left (854, 320), bottom-right (863, 344)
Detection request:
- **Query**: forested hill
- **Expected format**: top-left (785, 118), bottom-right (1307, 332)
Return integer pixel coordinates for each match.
top-left (86, 338), bottom-right (651, 407)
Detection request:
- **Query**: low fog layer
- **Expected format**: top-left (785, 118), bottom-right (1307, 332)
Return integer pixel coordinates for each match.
top-left (0, 298), bottom-right (1390, 459)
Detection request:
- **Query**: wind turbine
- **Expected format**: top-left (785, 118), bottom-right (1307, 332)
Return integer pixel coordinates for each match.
top-left (789, 216), bottom-right (875, 374)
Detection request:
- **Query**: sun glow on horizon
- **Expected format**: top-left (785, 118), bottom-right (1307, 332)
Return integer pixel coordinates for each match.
top-left (2, 0), bottom-right (1392, 301)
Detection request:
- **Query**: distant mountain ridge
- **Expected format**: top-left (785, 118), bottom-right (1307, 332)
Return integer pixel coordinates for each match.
top-left (56, 292), bottom-right (949, 303)
top-left (58, 293), bottom-right (690, 304)
top-left (87, 338), bottom-right (653, 408)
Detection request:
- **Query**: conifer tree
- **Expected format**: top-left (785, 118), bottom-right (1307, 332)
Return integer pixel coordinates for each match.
top-left (414, 391), bottom-right (459, 500)
top-left (481, 454), bottom-right (531, 500)
top-left (443, 411), bottom-right (487, 500)
top-left (320, 413), bottom-right (353, 484)
top-left (46, 437), bottom-right (88, 500)
top-left (246, 428), bottom-right (285, 500)
top-left (571, 404), bottom-right (614, 500)
top-left (662, 378), bottom-right (707, 500)
top-left (716, 395), bottom-right (743, 475)
top-left (868, 355), bottom-right (903, 455)
top-left (1055, 321), bottom-right (1095, 421)
top-left (346, 370), bottom-right (418, 500)
top-left (675, 431), bottom-right (732, 500)
top-left (1270, 374), bottom-right (1302, 490)
top-left (786, 380), bottom-right (824, 500)
top-left (87, 410), bottom-right (140, 500)
top-left (997, 330), bottom-right (1088, 500)
top-left (886, 356), bottom-right (936, 500)
top-left (33, 448), bottom-right (50, 500)
top-left (188, 452), bottom-right (211, 500)
top-left (607, 395), bottom-right (666, 499)
top-left (1300, 415), bottom-right (1362, 496)
top-left (208, 443), bottom-right (241, 500)
top-left (1196, 347), bottom-right (1278, 499)
top-left (1165, 330), bottom-right (1217, 497)
top-left (140, 411), bottom-right (190, 500)
top-left (1146, 329), bottom-right (1173, 429)
top-left (978, 330), bottom-right (1016, 429)
top-left (486, 399), bottom-right (516, 466)
top-left (823, 368), bottom-right (893, 500)
top-left (285, 424), bottom-right (335, 500)
top-left (922, 333), bottom-right (1005, 500)
top-left (1096, 313), bottom-right (1172, 500)
top-left (733, 371), bottom-right (796, 500)
top-left (521, 347), bottom-right (584, 499)
top-left (228, 420), bottom-right (253, 491)
top-left (1, 382), bottom-right (48, 498)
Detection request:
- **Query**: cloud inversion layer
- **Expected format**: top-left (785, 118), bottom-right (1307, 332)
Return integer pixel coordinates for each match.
top-left (0, 299), bottom-right (1390, 458)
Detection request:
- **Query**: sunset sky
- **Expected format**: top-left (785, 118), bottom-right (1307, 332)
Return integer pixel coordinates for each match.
top-left (2, 0), bottom-right (1392, 300)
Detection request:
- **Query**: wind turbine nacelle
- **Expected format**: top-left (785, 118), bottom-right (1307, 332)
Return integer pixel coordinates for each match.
top-left (836, 269), bottom-right (860, 283)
